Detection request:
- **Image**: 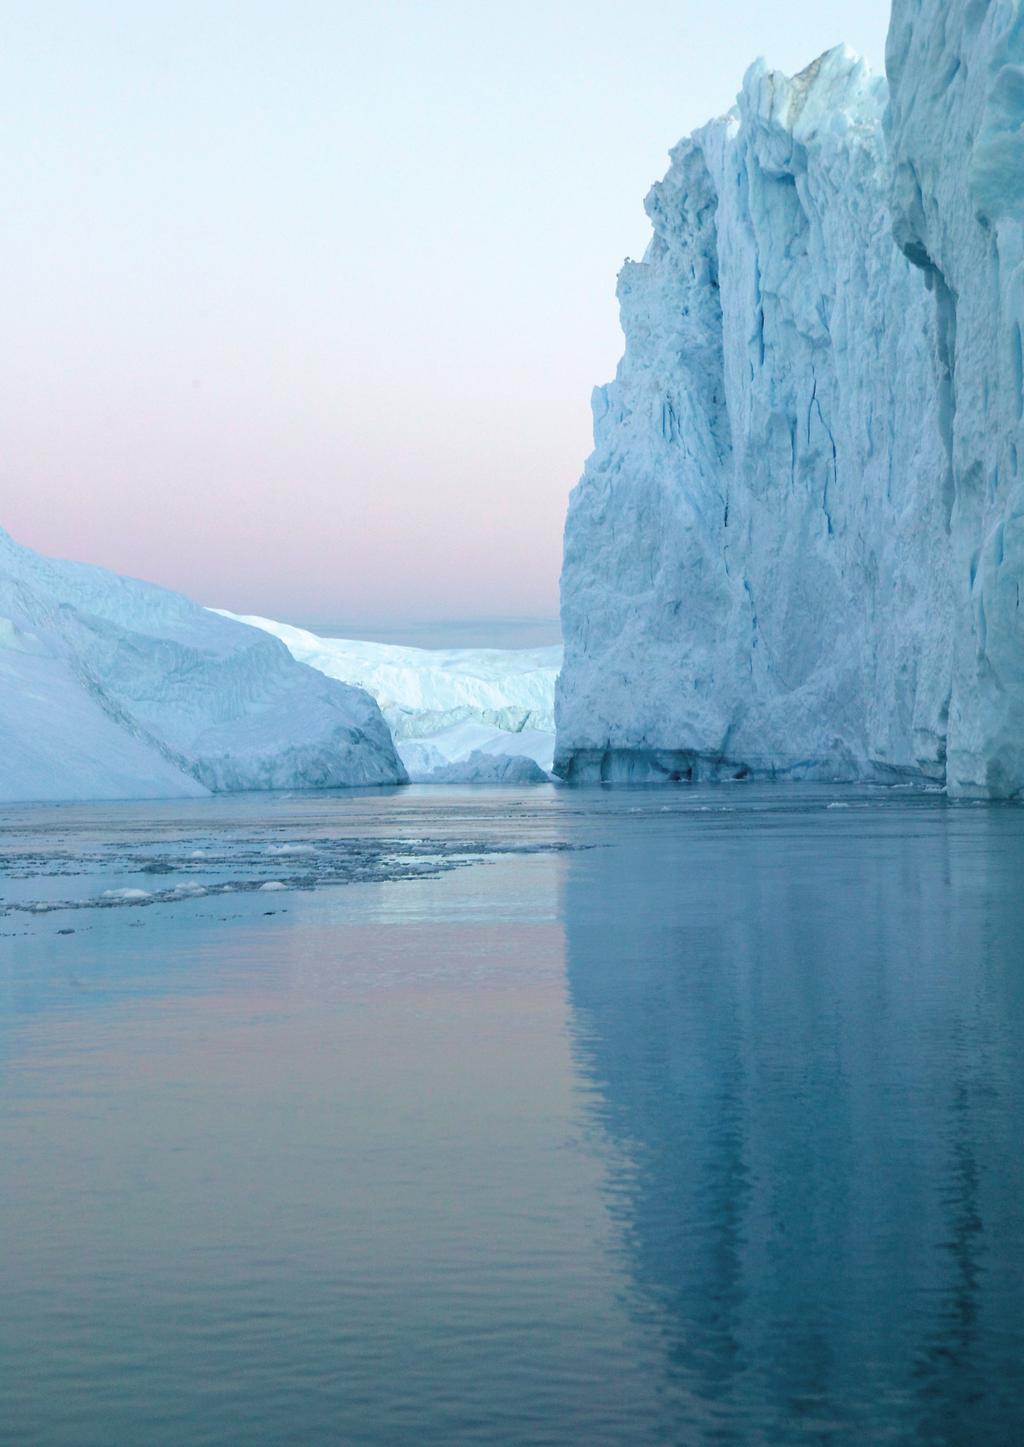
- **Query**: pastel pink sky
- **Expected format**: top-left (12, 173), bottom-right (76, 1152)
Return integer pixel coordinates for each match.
top-left (2, 0), bottom-right (891, 625)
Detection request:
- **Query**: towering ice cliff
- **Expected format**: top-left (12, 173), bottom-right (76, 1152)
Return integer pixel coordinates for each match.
top-left (887, 0), bottom-right (1024, 795)
top-left (557, 12), bottom-right (1024, 797)
top-left (0, 529), bottom-right (405, 802)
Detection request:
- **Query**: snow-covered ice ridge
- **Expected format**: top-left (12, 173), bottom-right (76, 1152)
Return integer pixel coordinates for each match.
top-left (0, 529), bottom-right (405, 803)
top-left (217, 614), bottom-right (561, 783)
top-left (557, 14), bottom-right (1024, 798)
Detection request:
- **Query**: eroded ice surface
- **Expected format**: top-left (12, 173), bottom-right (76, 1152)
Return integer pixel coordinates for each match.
top-left (886, 0), bottom-right (1024, 795)
top-left (557, 18), bottom-right (1024, 798)
top-left (0, 530), bottom-right (405, 803)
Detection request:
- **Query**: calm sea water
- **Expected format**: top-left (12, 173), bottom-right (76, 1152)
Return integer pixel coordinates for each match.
top-left (2, 785), bottom-right (1023, 1446)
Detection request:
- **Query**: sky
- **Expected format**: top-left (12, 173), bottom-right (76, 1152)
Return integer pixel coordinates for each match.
top-left (1, 0), bottom-right (892, 627)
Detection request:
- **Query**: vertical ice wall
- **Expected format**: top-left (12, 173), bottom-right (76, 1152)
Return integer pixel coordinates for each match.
top-left (887, 0), bottom-right (1024, 796)
top-left (557, 21), bottom-right (1024, 797)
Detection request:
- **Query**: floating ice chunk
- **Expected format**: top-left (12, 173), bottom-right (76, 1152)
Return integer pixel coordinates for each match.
top-left (414, 750), bottom-right (550, 784)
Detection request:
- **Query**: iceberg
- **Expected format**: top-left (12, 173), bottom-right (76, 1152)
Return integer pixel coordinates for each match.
top-left (556, 12), bottom-right (1024, 798)
top-left (0, 529), bottom-right (405, 803)
top-left (417, 750), bottom-right (551, 785)
top-left (396, 720), bottom-right (556, 781)
top-left (886, 0), bottom-right (1024, 796)
top-left (219, 614), bottom-right (560, 782)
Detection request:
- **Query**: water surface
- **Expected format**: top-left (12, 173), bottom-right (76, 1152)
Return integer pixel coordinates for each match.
top-left (2, 785), bottom-right (1022, 1444)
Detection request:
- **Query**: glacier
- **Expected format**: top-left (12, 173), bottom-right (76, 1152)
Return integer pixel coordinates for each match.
top-left (218, 614), bottom-right (560, 782)
top-left (0, 529), bottom-right (405, 803)
top-left (556, 8), bottom-right (1024, 798)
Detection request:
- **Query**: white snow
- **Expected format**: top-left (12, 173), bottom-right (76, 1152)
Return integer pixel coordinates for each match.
top-left (0, 529), bottom-right (406, 803)
top-left (217, 613), bottom-right (561, 783)
top-left (556, 31), bottom-right (1024, 798)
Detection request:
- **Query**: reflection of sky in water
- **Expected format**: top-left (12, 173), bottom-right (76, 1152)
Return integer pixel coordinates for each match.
top-left (566, 797), bottom-right (1024, 1443)
top-left (2, 787), bottom-right (1023, 1444)
top-left (0, 788), bottom-right (569, 1042)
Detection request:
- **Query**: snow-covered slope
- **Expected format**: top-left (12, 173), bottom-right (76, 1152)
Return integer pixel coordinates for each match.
top-left (886, 0), bottom-right (1024, 796)
top-left (557, 45), bottom-right (961, 788)
top-left (0, 530), bottom-right (405, 802)
top-left (218, 614), bottom-right (561, 782)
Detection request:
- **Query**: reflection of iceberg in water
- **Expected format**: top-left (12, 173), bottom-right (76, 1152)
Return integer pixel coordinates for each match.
top-left (563, 797), bottom-right (1024, 1442)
